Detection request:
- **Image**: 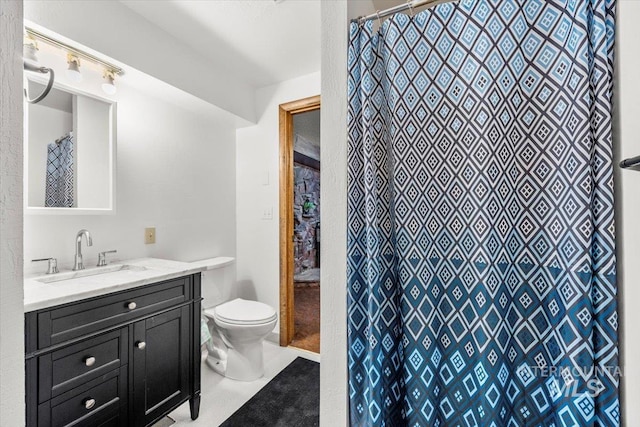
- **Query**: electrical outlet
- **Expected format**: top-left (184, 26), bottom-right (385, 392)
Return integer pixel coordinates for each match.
top-left (145, 227), bottom-right (156, 244)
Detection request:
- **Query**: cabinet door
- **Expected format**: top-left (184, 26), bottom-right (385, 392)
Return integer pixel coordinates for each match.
top-left (132, 306), bottom-right (190, 426)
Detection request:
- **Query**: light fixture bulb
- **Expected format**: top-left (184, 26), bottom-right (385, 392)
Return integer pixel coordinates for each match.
top-left (66, 54), bottom-right (82, 82)
top-left (23, 44), bottom-right (39, 64)
top-left (102, 70), bottom-right (117, 95)
top-left (23, 34), bottom-right (39, 64)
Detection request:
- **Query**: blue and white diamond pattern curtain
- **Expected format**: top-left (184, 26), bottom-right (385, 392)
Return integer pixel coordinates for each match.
top-left (45, 133), bottom-right (74, 208)
top-left (347, 1), bottom-right (619, 426)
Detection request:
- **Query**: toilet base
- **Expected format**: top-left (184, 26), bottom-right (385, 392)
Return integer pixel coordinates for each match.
top-left (226, 343), bottom-right (265, 381)
top-left (205, 353), bottom-right (227, 377)
top-left (206, 343), bottom-right (265, 382)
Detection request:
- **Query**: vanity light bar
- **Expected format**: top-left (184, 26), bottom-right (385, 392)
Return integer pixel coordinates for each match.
top-left (25, 27), bottom-right (124, 76)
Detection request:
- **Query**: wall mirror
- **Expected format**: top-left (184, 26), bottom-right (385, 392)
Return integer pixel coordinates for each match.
top-left (25, 77), bottom-right (116, 214)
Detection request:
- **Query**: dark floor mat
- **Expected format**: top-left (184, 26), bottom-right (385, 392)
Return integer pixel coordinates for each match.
top-left (219, 357), bottom-right (319, 427)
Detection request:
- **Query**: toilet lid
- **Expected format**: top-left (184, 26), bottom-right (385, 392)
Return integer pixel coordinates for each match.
top-left (212, 298), bottom-right (277, 325)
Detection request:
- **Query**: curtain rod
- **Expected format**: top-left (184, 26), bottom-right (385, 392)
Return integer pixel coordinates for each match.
top-left (351, 0), bottom-right (458, 25)
top-left (620, 155), bottom-right (640, 169)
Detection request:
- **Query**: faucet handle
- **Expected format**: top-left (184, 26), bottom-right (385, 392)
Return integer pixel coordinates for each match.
top-left (97, 250), bottom-right (117, 267)
top-left (32, 258), bottom-right (59, 275)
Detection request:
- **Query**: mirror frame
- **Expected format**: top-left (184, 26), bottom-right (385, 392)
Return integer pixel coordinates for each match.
top-left (24, 75), bottom-right (117, 215)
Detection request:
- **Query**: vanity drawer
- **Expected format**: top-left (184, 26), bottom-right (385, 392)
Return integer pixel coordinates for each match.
top-left (35, 277), bottom-right (191, 349)
top-left (37, 367), bottom-right (127, 427)
top-left (38, 328), bottom-right (128, 403)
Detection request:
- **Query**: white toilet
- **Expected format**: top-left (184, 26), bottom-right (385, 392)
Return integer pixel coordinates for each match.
top-left (200, 259), bottom-right (278, 382)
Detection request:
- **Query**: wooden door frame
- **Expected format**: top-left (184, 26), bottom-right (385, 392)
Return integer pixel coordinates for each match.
top-left (279, 95), bottom-right (321, 346)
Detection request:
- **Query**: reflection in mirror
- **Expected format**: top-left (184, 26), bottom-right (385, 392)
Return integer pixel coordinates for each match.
top-left (25, 79), bottom-right (116, 213)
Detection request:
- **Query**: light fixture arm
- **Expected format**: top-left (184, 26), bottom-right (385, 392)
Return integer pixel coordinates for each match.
top-left (24, 27), bottom-right (122, 97)
top-left (23, 61), bottom-right (55, 104)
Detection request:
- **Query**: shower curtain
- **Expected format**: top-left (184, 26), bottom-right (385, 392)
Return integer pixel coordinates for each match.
top-left (347, 1), bottom-right (618, 426)
top-left (45, 133), bottom-right (74, 207)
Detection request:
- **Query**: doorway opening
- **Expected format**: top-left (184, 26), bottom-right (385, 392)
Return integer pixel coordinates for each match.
top-left (279, 95), bottom-right (320, 353)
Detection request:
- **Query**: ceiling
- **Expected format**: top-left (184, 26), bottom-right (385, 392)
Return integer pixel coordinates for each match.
top-left (372, 0), bottom-right (407, 11)
top-left (293, 109), bottom-right (320, 147)
top-left (119, 0), bottom-right (321, 89)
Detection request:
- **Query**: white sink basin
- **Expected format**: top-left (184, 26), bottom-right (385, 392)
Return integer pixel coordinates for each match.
top-left (36, 264), bottom-right (148, 284)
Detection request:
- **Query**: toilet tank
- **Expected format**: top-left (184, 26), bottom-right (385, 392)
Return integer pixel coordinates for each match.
top-left (195, 257), bottom-right (236, 310)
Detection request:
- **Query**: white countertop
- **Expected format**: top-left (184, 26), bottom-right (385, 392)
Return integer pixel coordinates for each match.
top-left (24, 257), bottom-right (234, 312)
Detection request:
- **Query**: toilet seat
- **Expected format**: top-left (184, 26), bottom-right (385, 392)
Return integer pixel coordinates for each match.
top-left (206, 298), bottom-right (277, 326)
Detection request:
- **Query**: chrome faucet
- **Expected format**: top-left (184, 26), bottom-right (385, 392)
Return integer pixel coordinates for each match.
top-left (73, 229), bottom-right (93, 271)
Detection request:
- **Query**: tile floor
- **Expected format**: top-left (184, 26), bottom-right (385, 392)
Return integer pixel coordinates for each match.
top-left (170, 341), bottom-right (321, 426)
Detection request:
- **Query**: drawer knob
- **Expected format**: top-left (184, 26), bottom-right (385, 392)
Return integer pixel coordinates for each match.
top-left (127, 302), bottom-right (137, 310)
top-left (135, 341), bottom-right (146, 350)
top-left (84, 356), bottom-right (96, 367)
top-left (84, 398), bottom-right (96, 410)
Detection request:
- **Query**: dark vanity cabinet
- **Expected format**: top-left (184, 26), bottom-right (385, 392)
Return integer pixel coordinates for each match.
top-left (132, 306), bottom-right (192, 426)
top-left (25, 274), bottom-right (202, 427)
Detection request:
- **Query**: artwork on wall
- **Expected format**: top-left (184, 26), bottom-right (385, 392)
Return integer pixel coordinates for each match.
top-left (293, 160), bottom-right (320, 274)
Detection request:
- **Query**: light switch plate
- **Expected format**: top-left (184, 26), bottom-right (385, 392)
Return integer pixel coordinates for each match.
top-left (262, 207), bottom-right (273, 220)
top-left (145, 227), bottom-right (156, 244)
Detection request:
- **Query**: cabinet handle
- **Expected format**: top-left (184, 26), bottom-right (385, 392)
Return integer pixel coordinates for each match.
top-left (135, 341), bottom-right (146, 350)
top-left (84, 356), bottom-right (96, 367)
top-left (127, 302), bottom-right (137, 310)
top-left (84, 398), bottom-right (96, 410)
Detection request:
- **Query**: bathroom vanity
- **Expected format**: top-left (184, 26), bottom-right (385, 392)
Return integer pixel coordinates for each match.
top-left (22, 258), bottom-right (231, 427)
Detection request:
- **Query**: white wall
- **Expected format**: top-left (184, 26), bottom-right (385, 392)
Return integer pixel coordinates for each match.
top-left (320, 2), bottom-right (375, 425)
top-left (616, 1), bottom-right (640, 423)
top-left (0, 0), bottom-right (25, 425)
top-left (319, 3), bottom-right (349, 425)
top-left (24, 77), bottom-right (237, 273)
top-left (235, 71), bottom-right (320, 332)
